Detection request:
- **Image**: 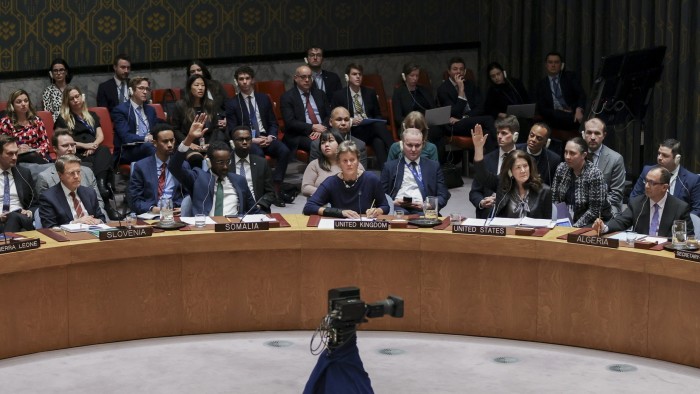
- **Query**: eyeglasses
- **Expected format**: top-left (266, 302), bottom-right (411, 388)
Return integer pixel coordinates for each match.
top-left (296, 74), bottom-right (313, 80)
top-left (51, 68), bottom-right (66, 74)
top-left (644, 178), bottom-right (666, 187)
top-left (307, 53), bottom-right (322, 58)
top-left (212, 159), bottom-right (231, 166)
top-left (135, 86), bottom-right (151, 92)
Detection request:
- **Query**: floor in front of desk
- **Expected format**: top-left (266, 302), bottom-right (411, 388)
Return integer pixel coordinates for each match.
top-left (0, 331), bottom-right (698, 393)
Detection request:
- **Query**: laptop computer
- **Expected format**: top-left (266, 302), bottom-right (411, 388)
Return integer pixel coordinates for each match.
top-left (424, 106), bottom-right (452, 126)
top-left (506, 103), bottom-right (536, 118)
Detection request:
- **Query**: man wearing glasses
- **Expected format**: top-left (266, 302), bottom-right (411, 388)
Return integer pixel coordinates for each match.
top-left (305, 47), bottom-right (342, 102)
top-left (593, 165), bottom-right (691, 236)
top-left (169, 114), bottom-right (259, 217)
top-left (280, 64), bottom-right (331, 154)
top-left (111, 77), bottom-right (159, 164)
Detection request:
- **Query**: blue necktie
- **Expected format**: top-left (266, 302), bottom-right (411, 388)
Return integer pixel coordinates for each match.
top-left (2, 171), bottom-right (10, 213)
top-left (650, 203), bottom-right (660, 236)
top-left (248, 96), bottom-right (259, 137)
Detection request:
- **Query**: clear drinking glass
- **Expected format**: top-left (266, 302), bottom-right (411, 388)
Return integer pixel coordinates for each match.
top-left (195, 214), bottom-right (206, 228)
top-left (423, 196), bottom-right (438, 220)
top-left (159, 197), bottom-right (174, 225)
top-left (673, 220), bottom-right (687, 248)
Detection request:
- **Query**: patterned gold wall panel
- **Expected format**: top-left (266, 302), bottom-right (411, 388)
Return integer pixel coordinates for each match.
top-left (0, 0), bottom-right (479, 73)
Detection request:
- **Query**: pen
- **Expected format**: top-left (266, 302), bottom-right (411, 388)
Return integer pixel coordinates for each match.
top-left (369, 199), bottom-right (376, 218)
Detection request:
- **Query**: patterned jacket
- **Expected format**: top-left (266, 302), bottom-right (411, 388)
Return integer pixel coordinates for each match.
top-left (551, 161), bottom-right (611, 227)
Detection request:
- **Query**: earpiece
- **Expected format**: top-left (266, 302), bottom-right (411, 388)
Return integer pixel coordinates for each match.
top-left (503, 70), bottom-right (508, 79)
top-left (48, 71), bottom-right (53, 79)
top-left (128, 87), bottom-right (133, 97)
top-left (401, 73), bottom-right (406, 82)
top-left (205, 157), bottom-right (211, 170)
top-left (232, 78), bottom-right (239, 87)
top-left (561, 62), bottom-right (565, 71)
top-left (401, 122), bottom-right (406, 131)
top-left (7, 104), bottom-right (13, 113)
top-left (304, 57), bottom-right (308, 64)
top-left (512, 132), bottom-right (519, 142)
top-left (229, 140), bottom-right (235, 150)
top-left (675, 154), bottom-right (681, 166)
top-left (581, 130), bottom-right (585, 139)
top-left (546, 138), bottom-right (551, 149)
top-left (344, 74), bottom-right (349, 82)
top-left (508, 170), bottom-right (513, 178)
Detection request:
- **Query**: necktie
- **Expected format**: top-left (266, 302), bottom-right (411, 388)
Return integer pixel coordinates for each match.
top-left (2, 171), bottom-right (10, 213)
top-left (650, 203), bottom-right (660, 236)
top-left (304, 92), bottom-right (320, 124)
top-left (119, 83), bottom-right (125, 102)
top-left (157, 162), bottom-right (166, 199)
top-left (239, 159), bottom-right (247, 180)
top-left (136, 106), bottom-right (148, 136)
top-left (247, 96), bottom-right (259, 137)
top-left (214, 178), bottom-right (224, 216)
top-left (353, 93), bottom-right (365, 119)
top-left (409, 161), bottom-right (426, 197)
top-left (552, 77), bottom-right (568, 110)
top-left (70, 191), bottom-right (85, 219)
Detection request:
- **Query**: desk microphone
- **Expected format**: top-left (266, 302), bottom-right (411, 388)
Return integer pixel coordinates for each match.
top-left (633, 196), bottom-right (650, 234)
top-left (105, 182), bottom-right (125, 228)
top-left (237, 194), bottom-right (267, 222)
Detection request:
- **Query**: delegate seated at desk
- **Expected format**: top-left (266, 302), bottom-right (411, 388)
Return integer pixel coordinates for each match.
top-left (593, 165), bottom-right (691, 236)
top-left (303, 140), bottom-right (388, 219)
top-left (38, 154), bottom-right (106, 228)
top-left (471, 124), bottom-right (552, 219)
top-left (168, 114), bottom-right (259, 217)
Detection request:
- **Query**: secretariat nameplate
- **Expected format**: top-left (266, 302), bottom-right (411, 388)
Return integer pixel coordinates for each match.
top-left (334, 220), bottom-right (389, 230)
top-left (99, 227), bottom-right (153, 241)
top-left (0, 238), bottom-right (40, 254)
top-left (215, 222), bottom-right (270, 232)
top-left (452, 225), bottom-right (506, 236)
top-left (566, 233), bottom-right (619, 248)
top-left (675, 250), bottom-right (700, 262)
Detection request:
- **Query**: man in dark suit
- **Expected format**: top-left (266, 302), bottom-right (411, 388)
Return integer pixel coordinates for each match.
top-left (331, 63), bottom-right (394, 169)
top-left (437, 57), bottom-right (496, 153)
top-left (0, 135), bottom-right (37, 232)
top-left (469, 115), bottom-right (519, 218)
top-left (111, 76), bottom-right (159, 164)
top-left (280, 65), bottom-right (331, 154)
top-left (535, 52), bottom-right (586, 131)
top-left (129, 124), bottom-right (186, 214)
top-left (594, 166), bottom-right (691, 236)
top-left (226, 66), bottom-right (290, 202)
top-left (169, 114), bottom-right (260, 216)
top-left (306, 47), bottom-right (342, 102)
top-left (630, 139), bottom-right (700, 217)
top-left (381, 128), bottom-right (450, 215)
top-left (39, 155), bottom-right (106, 228)
top-left (96, 53), bottom-right (131, 113)
top-left (515, 123), bottom-right (561, 186)
top-left (309, 107), bottom-right (368, 169)
top-left (230, 126), bottom-right (279, 211)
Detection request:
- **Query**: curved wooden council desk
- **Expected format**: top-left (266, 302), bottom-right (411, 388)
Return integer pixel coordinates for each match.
top-left (1, 215), bottom-right (699, 369)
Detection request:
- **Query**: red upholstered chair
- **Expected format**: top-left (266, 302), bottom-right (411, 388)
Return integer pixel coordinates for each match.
top-left (222, 83), bottom-right (237, 98)
top-left (37, 111), bottom-right (55, 159)
top-left (0, 101), bottom-right (6, 111)
top-left (362, 73), bottom-right (396, 141)
top-left (89, 106), bottom-right (129, 176)
top-left (148, 103), bottom-right (166, 121)
top-left (151, 88), bottom-right (182, 104)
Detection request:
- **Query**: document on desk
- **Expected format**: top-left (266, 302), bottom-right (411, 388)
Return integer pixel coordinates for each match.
top-left (241, 214), bottom-right (276, 223)
top-left (137, 212), bottom-right (159, 220)
top-left (488, 217), bottom-right (521, 227)
top-left (317, 218), bottom-right (375, 229)
top-left (607, 232), bottom-right (666, 244)
top-left (179, 216), bottom-right (217, 225)
top-left (462, 218), bottom-right (486, 226)
top-left (519, 217), bottom-right (555, 228)
top-left (59, 223), bottom-right (114, 232)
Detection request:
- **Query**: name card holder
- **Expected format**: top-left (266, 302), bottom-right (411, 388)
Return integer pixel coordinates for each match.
top-left (334, 220), bottom-right (390, 230)
top-left (675, 250), bottom-right (700, 262)
top-left (452, 225), bottom-right (506, 236)
top-left (99, 227), bottom-right (154, 241)
top-left (566, 233), bottom-right (619, 248)
top-left (0, 238), bottom-right (40, 254)
top-left (215, 222), bottom-right (270, 232)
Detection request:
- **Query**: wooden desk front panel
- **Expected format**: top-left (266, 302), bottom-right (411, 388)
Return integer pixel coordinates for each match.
top-left (2, 223), bottom-right (700, 369)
